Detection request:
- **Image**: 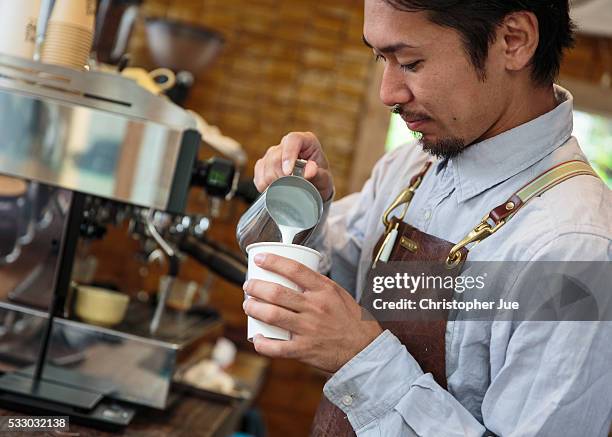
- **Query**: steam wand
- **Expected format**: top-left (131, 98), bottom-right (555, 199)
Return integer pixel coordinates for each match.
top-left (146, 209), bottom-right (180, 335)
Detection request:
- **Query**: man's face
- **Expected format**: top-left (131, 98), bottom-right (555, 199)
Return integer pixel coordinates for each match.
top-left (364, 0), bottom-right (509, 158)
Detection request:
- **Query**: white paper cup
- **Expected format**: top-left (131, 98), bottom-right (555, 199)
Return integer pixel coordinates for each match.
top-left (246, 242), bottom-right (322, 341)
top-left (0, 0), bottom-right (41, 59)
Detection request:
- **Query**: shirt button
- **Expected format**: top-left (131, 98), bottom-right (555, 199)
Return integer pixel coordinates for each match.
top-left (424, 210), bottom-right (431, 220)
top-left (341, 395), bottom-right (353, 406)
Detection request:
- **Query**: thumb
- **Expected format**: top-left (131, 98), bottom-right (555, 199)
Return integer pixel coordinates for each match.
top-left (303, 161), bottom-right (319, 179)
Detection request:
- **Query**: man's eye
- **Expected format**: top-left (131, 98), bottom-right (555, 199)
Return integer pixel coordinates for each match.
top-left (374, 54), bottom-right (385, 63)
top-left (400, 60), bottom-right (422, 72)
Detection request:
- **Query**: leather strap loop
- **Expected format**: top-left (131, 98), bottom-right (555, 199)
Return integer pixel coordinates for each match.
top-left (488, 160), bottom-right (598, 225)
top-left (447, 160), bottom-right (599, 262)
top-left (490, 194), bottom-right (523, 223)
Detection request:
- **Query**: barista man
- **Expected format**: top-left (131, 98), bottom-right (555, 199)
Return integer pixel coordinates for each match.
top-left (242, 1), bottom-right (612, 435)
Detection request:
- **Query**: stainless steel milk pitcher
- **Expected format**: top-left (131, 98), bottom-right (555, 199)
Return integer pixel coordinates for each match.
top-left (236, 159), bottom-right (324, 253)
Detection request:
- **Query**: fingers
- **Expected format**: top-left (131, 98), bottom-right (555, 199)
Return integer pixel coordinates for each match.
top-left (252, 335), bottom-right (297, 359)
top-left (243, 297), bottom-right (301, 332)
top-left (279, 133), bottom-right (306, 176)
top-left (302, 160), bottom-right (318, 179)
top-left (253, 131), bottom-right (332, 197)
top-left (253, 158), bottom-right (266, 192)
top-left (253, 253), bottom-right (324, 291)
top-left (252, 134), bottom-right (302, 192)
top-left (308, 167), bottom-right (334, 201)
top-left (254, 146), bottom-right (283, 192)
top-left (244, 279), bottom-right (305, 312)
top-left (263, 145), bottom-right (285, 181)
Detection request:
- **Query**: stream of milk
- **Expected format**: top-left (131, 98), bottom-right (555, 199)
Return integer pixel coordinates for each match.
top-left (278, 224), bottom-right (302, 245)
top-left (267, 184), bottom-right (319, 244)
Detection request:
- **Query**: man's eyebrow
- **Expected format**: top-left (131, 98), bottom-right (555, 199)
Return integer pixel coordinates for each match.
top-left (362, 35), bottom-right (418, 53)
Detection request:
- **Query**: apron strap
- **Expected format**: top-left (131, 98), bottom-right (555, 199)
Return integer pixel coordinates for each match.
top-left (446, 160), bottom-right (600, 266)
top-left (381, 161), bottom-right (432, 230)
top-left (374, 161), bottom-right (433, 267)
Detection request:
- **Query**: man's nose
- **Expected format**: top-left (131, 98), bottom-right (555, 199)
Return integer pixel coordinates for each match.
top-left (379, 64), bottom-right (413, 108)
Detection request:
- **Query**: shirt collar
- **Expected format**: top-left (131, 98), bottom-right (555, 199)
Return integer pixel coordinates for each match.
top-left (449, 84), bottom-right (574, 203)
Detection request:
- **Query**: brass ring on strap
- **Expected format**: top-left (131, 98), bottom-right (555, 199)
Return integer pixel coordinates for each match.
top-left (382, 176), bottom-right (422, 228)
top-left (445, 215), bottom-right (506, 267)
top-left (445, 250), bottom-right (463, 269)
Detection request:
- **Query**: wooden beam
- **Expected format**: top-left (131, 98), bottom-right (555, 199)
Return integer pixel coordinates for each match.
top-left (348, 62), bottom-right (388, 193)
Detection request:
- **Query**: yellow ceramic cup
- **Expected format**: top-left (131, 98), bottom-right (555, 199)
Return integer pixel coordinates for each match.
top-left (75, 285), bottom-right (129, 327)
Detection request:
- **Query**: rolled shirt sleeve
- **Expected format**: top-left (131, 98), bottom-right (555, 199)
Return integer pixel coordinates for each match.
top-left (324, 330), bottom-right (487, 436)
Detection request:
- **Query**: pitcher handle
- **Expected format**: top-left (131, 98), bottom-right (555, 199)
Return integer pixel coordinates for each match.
top-left (292, 159), bottom-right (308, 177)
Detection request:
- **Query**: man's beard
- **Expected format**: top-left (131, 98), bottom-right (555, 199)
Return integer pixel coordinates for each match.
top-left (393, 105), bottom-right (467, 160)
top-left (419, 136), bottom-right (466, 160)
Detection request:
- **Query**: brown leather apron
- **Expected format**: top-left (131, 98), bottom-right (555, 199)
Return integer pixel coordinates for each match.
top-left (309, 160), bottom-right (598, 437)
top-left (311, 162), bottom-right (466, 437)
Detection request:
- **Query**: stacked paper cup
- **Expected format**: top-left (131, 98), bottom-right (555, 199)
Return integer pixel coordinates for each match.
top-left (41, 0), bottom-right (96, 69)
top-left (0, 0), bottom-right (41, 59)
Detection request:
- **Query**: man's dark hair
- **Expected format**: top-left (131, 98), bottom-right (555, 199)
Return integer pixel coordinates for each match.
top-left (384, 0), bottom-right (575, 86)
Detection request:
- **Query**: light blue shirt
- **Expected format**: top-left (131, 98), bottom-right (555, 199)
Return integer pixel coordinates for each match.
top-left (313, 86), bottom-right (612, 436)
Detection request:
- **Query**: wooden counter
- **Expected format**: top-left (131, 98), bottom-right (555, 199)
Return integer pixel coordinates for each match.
top-left (0, 391), bottom-right (242, 436)
top-left (0, 349), bottom-right (269, 436)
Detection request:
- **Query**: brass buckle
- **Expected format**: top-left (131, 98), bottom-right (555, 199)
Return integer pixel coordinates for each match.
top-left (382, 175), bottom-right (423, 229)
top-left (445, 214), bottom-right (506, 268)
top-left (374, 175), bottom-right (425, 269)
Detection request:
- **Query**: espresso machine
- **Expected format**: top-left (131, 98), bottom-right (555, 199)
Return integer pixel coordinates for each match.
top-left (0, 53), bottom-right (247, 429)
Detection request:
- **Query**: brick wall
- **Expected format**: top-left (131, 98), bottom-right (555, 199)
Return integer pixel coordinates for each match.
top-left (130, 0), bottom-right (375, 197)
top-left (562, 34), bottom-right (612, 86)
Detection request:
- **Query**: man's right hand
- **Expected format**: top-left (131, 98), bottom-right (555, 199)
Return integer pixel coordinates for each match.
top-left (253, 132), bottom-right (334, 201)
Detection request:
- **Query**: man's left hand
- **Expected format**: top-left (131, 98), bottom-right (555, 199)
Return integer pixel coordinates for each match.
top-left (243, 253), bottom-right (383, 373)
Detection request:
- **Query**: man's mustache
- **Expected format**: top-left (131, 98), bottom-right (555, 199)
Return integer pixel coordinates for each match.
top-left (391, 104), bottom-right (429, 121)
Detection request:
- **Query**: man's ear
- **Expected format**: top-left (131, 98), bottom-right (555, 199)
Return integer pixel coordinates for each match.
top-left (499, 11), bottom-right (539, 73)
